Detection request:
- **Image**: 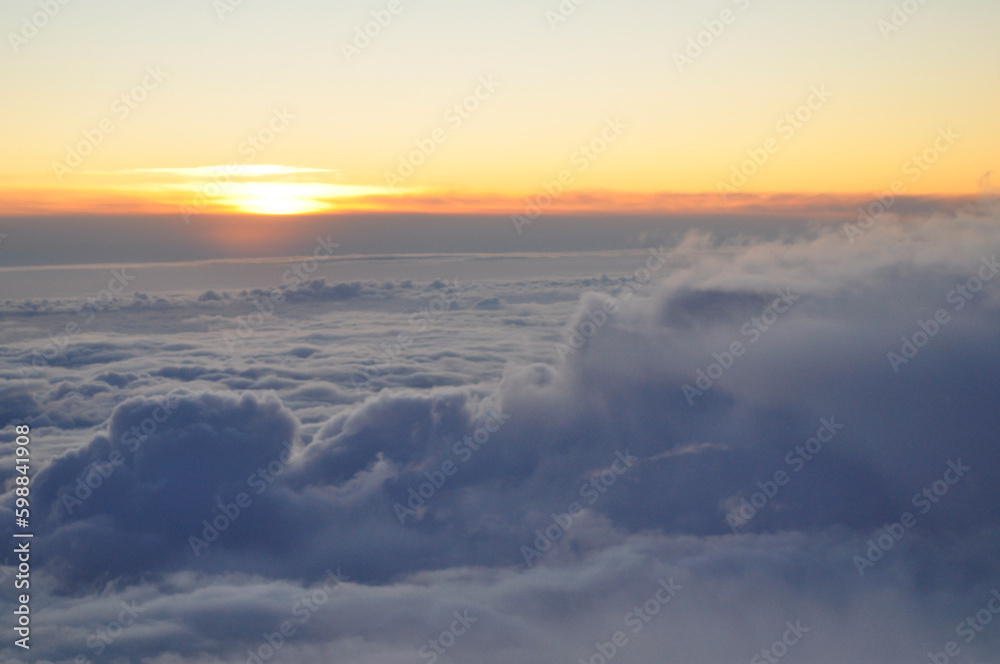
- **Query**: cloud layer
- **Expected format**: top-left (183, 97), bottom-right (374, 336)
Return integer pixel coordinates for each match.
top-left (2, 211), bottom-right (1000, 663)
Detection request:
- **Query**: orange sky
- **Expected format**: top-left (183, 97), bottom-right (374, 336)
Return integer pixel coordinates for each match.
top-left (2, 0), bottom-right (998, 218)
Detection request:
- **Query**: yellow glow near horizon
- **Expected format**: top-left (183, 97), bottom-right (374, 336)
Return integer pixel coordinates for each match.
top-left (105, 177), bottom-right (403, 215)
top-left (1, 0), bottom-right (997, 215)
top-left (231, 193), bottom-right (331, 215)
top-left (217, 182), bottom-right (366, 215)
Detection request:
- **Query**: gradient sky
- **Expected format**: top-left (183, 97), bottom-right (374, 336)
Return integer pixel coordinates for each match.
top-left (2, 0), bottom-right (999, 216)
top-left (4, 5), bottom-right (1000, 662)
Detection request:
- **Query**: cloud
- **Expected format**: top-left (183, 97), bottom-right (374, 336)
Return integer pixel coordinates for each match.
top-left (2, 211), bottom-right (999, 662)
top-left (8, 531), bottom-right (1000, 664)
top-left (24, 390), bottom-right (298, 588)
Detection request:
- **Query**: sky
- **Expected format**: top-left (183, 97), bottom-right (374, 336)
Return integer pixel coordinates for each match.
top-left (2, 2), bottom-right (1000, 664)
top-left (2, 0), bottom-right (999, 220)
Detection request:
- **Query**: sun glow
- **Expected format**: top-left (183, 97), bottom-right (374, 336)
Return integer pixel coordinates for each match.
top-left (230, 187), bottom-right (331, 215)
top-left (132, 176), bottom-right (401, 215)
top-left (221, 182), bottom-right (402, 215)
top-left (223, 183), bottom-right (343, 215)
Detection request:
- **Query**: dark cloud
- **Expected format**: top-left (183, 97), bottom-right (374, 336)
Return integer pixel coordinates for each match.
top-left (23, 390), bottom-right (298, 588)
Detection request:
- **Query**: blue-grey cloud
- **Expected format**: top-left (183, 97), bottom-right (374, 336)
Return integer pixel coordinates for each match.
top-left (2, 212), bottom-right (999, 663)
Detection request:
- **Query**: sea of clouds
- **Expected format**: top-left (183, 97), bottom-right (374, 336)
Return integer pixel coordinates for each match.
top-left (1, 210), bottom-right (1000, 664)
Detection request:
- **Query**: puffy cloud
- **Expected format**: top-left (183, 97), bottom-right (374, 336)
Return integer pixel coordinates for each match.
top-left (2, 211), bottom-right (999, 662)
top-left (22, 390), bottom-right (298, 587)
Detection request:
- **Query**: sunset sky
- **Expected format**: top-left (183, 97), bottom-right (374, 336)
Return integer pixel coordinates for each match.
top-left (3, 0), bottom-right (998, 217)
top-left (5, 3), bottom-right (1000, 664)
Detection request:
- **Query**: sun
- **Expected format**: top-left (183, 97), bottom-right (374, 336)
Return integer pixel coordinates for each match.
top-left (227, 182), bottom-right (333, 215)
top-left (81, 169), bottom-right (401, 216)
top-left (234, 196), bottom-right (330, 215)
